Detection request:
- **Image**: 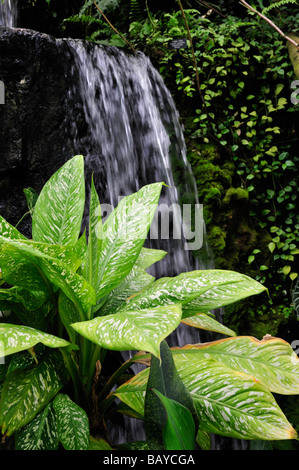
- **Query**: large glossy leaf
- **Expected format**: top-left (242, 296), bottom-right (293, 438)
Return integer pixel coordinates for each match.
top-left (116, 270), bottom-right (267, 317)
top-left (0, 244), bottom-right (51, 296)
top-left (0, 215), bottom-right (27, 241)
top-left (181, 313), bottom-right (236, 337)
top-left (144, 341), bottom-right (198, 449)
top-left (84, 177), bottom-right (102, 296)
top-left (0, 323), bottom-right (75, 358)
top-left (0, 351), bottom-right (64, 435)
top-left (71, 305), bottom-right (182, 358)
top-left (98, 266), bottom-right (155, 316)
top-left (32, 155), bottom-right (85, 245)
top-left (174, 336), bottom-right (299, 395)
top-left (0, 286), bottom-right (47, 312)
top-left (135, 247), bottom-right (167, 270)
top-left (95, 182), bottom-right (163, 301)
top-left (153, 389), bottom-right (196, 450)
top-left (114, 353), bottom-right (297, 441)
top-left (172, 352), bottom-right (297, 440)
top-left (15, 403), bottom-right (59, 450)
top-left (53, 393), bottom-right (89, 450)
top-left (0, 236), bottom-right (83, 271)
top-left (38, 257), bottom-right (96, 318)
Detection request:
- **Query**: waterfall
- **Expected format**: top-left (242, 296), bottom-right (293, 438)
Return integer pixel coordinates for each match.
top-left (66, 40), bottom-right (209, 278)
top-left (0, 0), bottom-right (17, 27)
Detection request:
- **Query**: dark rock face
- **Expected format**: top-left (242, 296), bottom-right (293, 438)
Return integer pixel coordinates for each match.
top-left (0, 26), bottom-right (80, 235)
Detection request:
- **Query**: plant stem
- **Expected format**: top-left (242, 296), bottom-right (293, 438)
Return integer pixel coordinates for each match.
top-left (240, 0), bottom-right (299, 48)
top-left (97, 357), bottom-right (134, 403)
top-left (59, 347), bottom-right (87, 406)
top-left (93, 0), bottom-right (137, 54)
top-left (86, 344), bottom-right (101, 397)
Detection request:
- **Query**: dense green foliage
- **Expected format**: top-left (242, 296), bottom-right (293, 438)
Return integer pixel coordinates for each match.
top-left (1, 156), bottom-right (298, 450)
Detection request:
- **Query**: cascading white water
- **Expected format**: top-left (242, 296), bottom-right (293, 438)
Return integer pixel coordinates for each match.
top-left (67, 40), bottom-right (209, 277)
top-left (0, 0), bottom-right (17, 27)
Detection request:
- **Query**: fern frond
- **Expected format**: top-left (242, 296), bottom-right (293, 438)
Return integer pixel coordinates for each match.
top-left (130, 0), bottom-right (145, 23)
top-left (64, 13), bottom-right (103, 25)
top-left (262, 0), bottom-right (298, 15)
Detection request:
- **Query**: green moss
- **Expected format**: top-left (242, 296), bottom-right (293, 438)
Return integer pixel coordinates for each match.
top-left (223, 187), bottom-right (249, 205)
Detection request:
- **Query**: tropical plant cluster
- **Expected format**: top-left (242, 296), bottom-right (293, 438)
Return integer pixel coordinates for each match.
top-left (0, 155), bottom-right (299, 450)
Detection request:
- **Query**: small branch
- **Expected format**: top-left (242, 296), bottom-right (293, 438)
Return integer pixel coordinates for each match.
top-left (240, 0), bottom-right (299, 48)
top-left (197, 0), bottom-right (226, 18)
top-left (93, 0), bottom-right (137, 54)
top-left (176, 0), bottom-right (206, 107)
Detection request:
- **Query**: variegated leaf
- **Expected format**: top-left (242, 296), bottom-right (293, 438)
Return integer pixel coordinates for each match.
top-left (0, 286), bottom-right (48, 312)
top-left (0, 352), bottom-right (64, 435)
top-left (0, 323), bottom-right (75, 358)
top-left (0, 215), bottom-right (27, 241)
top-left (113, 352), bottom-right (297, 441)
top-left (53, 393), bottom-right (89, 450)
top-left (38, 257), bottom-right (96, 317)
top-left (32, 155), bottom-right (85, 245)
top-left (135, 247), bottom-right (167, 270)
top-left (71, 305), bottom-right (182, 358)
top-left (98, 266), bottom-right (155, 316)
top-left (15, 403), bottom-right (59, 450)
top-left (174, 336), bottom-right (299, 395)
top-left (117, 270), bottom-right (267, 317)
top-left (172, 352), bottom-right (297, 440)
top-left (0, 244), bottom-right (51, 295)
top-left (181, 313), bottom-right (236, 337)
top-left (95, 183), bottom-right (163, 300)
top-left (0, 236), bottom-right (83, 271)
top-left (84, 177), bottom-right (102, 297)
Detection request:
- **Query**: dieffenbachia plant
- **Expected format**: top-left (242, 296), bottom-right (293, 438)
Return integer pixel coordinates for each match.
top-left (0, 155), bottom-right (298, 450)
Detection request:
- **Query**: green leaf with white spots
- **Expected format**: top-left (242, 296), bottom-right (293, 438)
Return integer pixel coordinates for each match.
top-left (0, 215), bottom-right (27, 242)
top-left (135, 247), bottom-right (167, 270)
top-left (181, 313), bottom-right (236, 337)
top-left (174, 336), bottom-right (299, 395)
top-left (53, 393), bottom-right (89, 450)
top-left (0, 236), bottom-right (83, 272)
top-left (0, 323), bottom-right (76, 358)
top-left (0, 244), bottom-right (51, 296)
top-left (32, 155), bottom-right (85, 246)
top-left (38, 257), bottom-right (96, 317)
top-left (113, 348), bottom-right (298, 441)
top-left (95, 182), bottom-right (164, 301)
top-left (15, 403), bottom-right (59, 450)
top-left (71, 305), bottom-right (182, 358)
top-left (172, 351), bottom-right (297, 441)
top-left (0, 352), bottom-right (64, 436)
top-left (98, 266), bottom-right (155, 316)
top-left (116, 270), bottom-right (268, 317)
top-left (84, 177), bottom-right (102, 295)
